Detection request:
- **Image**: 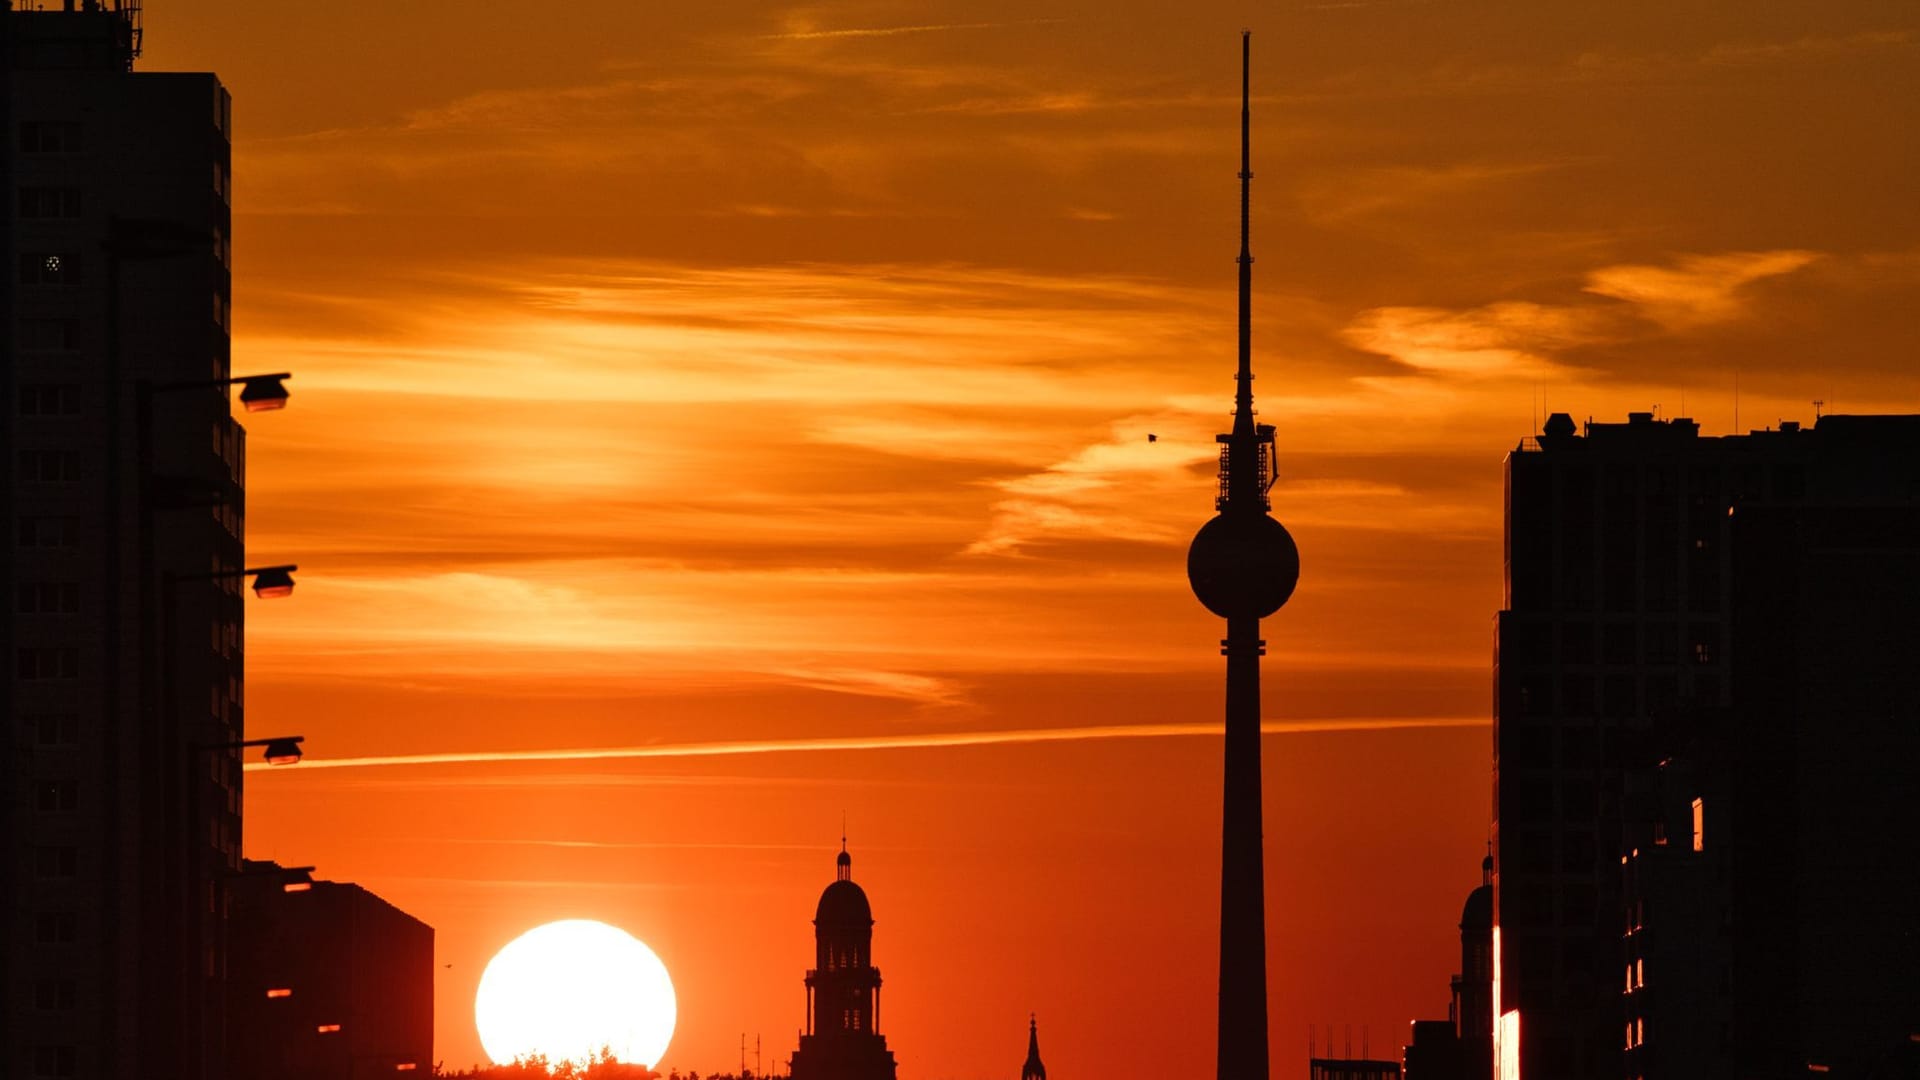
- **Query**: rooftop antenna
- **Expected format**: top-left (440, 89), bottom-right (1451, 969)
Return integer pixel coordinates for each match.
top-left (1814, 398), bottom-right (1824, 420)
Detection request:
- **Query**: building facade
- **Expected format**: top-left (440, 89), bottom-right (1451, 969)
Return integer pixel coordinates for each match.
top-left (4, 4), bottom-right (246, 1078)
top-left (1494, 411), bottom-right (1920, 1079)
top-left (789, 846), bottom-right (897, 1080)
top-left (226, 861), bottom-right (435, 1079)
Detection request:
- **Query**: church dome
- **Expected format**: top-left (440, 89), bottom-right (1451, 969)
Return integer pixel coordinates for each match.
top-left (1460, 856), bottom-right (1493, 932)
top-left (1460, 883), bottom-right (1491, 932)
top-left (816, 879), bottom-right (873, 926)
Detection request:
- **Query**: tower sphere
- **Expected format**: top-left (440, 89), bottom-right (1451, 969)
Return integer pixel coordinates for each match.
top-left (1187, 512), bottom-right (1300, 619)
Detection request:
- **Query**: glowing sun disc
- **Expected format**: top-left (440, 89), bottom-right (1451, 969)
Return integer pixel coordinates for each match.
top-left (475, 919), bottom-right (677, 1068)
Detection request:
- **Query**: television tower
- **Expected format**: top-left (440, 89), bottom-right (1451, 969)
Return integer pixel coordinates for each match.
top-left (1186, 31), bottom-right (1300, 1080)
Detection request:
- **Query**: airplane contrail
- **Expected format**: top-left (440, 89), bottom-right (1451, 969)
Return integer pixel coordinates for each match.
top-left (763, 17), bottom-right (1066, 40)
top-left (245, 716), bottom-right (1484, 774)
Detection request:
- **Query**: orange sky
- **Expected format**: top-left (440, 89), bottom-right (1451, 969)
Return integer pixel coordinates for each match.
top-left (140, 2), bottom-right (1919, 1075)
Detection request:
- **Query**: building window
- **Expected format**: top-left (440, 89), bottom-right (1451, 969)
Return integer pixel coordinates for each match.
top-left (18, 582), bottom-right (81, 614)
top-left (18, 318), bottom-right (80, 352)
top-left (19, 516), bottom-right (80, 549)
top-left (19, 385), bottom-right (81, 417)
top-left (18, 450), bottom-right (81, 484)
top-left (34, 911), bottom-right (78, 944)
top-left (34, 846), bottom-right (77, 879)
top-left (18, 253), bottom-right (79, 286)
top-left (19, 647), bottom-right (80, 680)
top-left (31, 1044), bottom-right (77, 1079)
top-left (1691, 798), bottom-right (1705, 851)
top-left (32, 980), bottom-right (75, 1011)
top-left (29, 713), bottom-right (79, 746)
top-left (35, 779), bottom-right (78, 813)
top-left (1689, 623), bottom-right (1718, 665)
top-left (18, 187), bottom-right (83, 219)
top-left (19, 121), bottom-right (82, 154)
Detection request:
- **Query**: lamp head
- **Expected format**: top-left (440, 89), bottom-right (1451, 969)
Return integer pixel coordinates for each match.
top-left (237, 374), bottom-right (290, 412)
top-left (249, 565), bottom-right (296, 599)
top-left (261, 736), bottom-right (304, 766)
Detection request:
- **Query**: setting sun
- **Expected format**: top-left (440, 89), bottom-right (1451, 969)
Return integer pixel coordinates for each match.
top-left (475, 920), bottom-right (677, 1069)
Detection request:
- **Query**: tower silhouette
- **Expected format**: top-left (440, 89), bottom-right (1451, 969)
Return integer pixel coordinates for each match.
top-left (789, 843), bottom-right (897, 1080)
top-left (1022, 1016), bottom-right (1047, 1080)
top-left (1186, 32), bottom-right (1301, 1080)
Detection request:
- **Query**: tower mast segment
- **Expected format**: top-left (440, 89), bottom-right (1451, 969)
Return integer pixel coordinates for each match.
top-left (1186, 31), bottom-right (1301, 1080)
top-left (1234, 29), bottom-right (1256, 448)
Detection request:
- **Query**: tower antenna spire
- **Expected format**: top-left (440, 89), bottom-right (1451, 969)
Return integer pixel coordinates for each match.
top-left (1234, 28), bottom-right (1255, 439)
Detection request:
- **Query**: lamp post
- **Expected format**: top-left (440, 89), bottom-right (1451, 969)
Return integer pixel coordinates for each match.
top-left (134, 366), bottom-right (292, 1080)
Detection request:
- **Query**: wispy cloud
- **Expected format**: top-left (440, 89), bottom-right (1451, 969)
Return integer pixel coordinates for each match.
top-left (1584, 250), bottom-right (1820, 330)
top-left (245, 716), bottom-right (1485, 774)
top-left (1342, 301), bottom-right (1600, 380)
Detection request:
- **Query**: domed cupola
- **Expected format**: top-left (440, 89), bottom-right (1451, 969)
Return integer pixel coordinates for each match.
top-left (816, 845), bottom-right (874, 930)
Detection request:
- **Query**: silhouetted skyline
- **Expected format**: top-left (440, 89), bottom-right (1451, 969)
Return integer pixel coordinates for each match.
top-left (6, 2), bottom-right (1917, 1077)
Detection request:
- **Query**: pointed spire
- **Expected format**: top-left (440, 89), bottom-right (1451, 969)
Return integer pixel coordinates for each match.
top-left (1023, 1015), bottom-right (1047, 1080)
top-left (1233, 28), bottom-right (1255, 440)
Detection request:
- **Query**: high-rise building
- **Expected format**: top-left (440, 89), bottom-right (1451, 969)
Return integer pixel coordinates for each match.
top-left (3, 4), bottom-right (247, 1078)
top-left (226, 860), bottom-right (435, 1079)
top-left (1493, 410), bottom-right (1920, 1079)
top-left (1619, 497), bottom-right (1920, 1079)
top-left (789, 845), bottom-right (897, 1080)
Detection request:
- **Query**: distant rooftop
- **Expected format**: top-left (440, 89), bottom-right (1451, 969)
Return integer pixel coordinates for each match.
top-left (7, 0), bottom-right (143, 67)
top-left (1516, 410), bottom-right (1920, 455)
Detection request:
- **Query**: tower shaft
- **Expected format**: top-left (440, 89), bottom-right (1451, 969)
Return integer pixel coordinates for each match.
top-left (1217, 615), bottom-right (1269, 1080)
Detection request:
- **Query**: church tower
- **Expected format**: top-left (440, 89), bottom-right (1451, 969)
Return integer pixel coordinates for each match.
top-left (1022, 1016), bottom-right (1047, 1080)
top-left (790, 844), bottom-right (897, 1080)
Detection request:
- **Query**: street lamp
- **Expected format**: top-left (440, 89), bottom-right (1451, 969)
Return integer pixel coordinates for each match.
top-left (201, 735), bottom-right (305, 767)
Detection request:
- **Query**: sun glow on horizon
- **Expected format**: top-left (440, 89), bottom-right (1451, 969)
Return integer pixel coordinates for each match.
top-left (475, 920), bottom-right (677, 1069)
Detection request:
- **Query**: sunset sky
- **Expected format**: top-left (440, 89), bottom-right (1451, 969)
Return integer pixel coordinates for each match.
top-left (139, 1), bottom-right (1920, 1075)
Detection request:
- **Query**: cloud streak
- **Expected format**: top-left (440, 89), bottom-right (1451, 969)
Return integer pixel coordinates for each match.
top-left (247, 716), bottom-right (1485, 774)
top-left (763, 20), bottom-right (1064, 41)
